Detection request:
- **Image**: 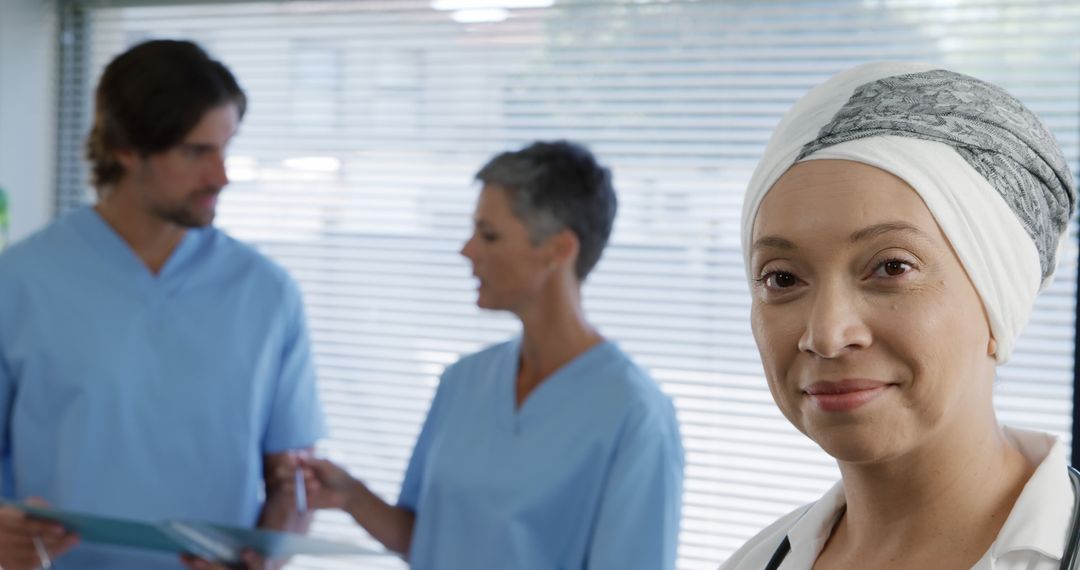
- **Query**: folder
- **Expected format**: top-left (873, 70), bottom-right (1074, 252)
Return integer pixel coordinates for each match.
top-left (2, 501), bottom-right (385, 564)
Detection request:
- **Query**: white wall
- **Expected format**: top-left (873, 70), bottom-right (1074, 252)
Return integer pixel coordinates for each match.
top-left (0, 0), bottom-right (57, 243)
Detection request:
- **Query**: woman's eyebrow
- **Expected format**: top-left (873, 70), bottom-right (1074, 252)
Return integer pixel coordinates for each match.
top-left (752, 222), bottom-right (931, 252)
top-left (751, 235), bottom-right (796, 252)
top-left (849, 221), bottom-right (931, 244)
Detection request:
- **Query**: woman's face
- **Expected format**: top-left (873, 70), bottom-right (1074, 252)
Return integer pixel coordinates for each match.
top-left (460, 184), bottom-right (558, 312)
top-left (749, 159), bottom-right (997, 464)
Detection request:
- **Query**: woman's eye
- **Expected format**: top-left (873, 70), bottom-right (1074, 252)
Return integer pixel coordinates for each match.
top-left (760, 271), bottom-right (799, 289)
top-left (773, 272), bottom-right (797, 287)
top-left (874, 259), bottom-right (914, 278)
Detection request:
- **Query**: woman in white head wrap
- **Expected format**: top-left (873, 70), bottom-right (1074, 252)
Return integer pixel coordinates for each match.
top-left (722, 62), bottom-right (1078, 570)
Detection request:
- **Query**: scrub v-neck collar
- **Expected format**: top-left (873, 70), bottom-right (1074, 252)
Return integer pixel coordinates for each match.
top-left (72, 206), bottom-right (202, 294)
top-left (500, 335), bottom-right (615, 433)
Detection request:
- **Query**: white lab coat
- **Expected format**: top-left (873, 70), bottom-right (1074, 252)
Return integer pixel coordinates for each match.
top-left (720, 426), bottom-right (1075, 570)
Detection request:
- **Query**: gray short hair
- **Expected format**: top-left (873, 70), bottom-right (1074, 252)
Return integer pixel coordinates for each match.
top-left (476, 140), bottom-right (617, 280)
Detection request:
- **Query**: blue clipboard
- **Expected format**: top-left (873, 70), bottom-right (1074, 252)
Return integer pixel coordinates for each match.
top-left (2, 500), bottom-right (384, 563)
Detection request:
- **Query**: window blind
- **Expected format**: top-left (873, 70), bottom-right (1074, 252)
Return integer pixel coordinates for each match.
top-left (56, 1), bottom-right (1080, 568)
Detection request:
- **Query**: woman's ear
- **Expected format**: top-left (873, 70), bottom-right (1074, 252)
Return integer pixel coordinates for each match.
top-left (987, 336), bottom-right (998, 358)
top-left (548, 229), bottom-right (580, 271)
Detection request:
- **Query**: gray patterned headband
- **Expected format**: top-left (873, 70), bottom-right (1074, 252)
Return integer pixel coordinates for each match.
top-left (797, 69), bottom-right (1076, 283)
top-left (742, 62), bottom-right (1076, 362)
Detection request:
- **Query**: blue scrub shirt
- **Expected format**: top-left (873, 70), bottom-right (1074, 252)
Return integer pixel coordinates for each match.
top-left (0, 207), bottom-right (327, 569)
top-left (399, 337), bottom-right (684, 570)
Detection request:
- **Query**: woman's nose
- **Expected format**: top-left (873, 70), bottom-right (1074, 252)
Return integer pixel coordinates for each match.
top-left (460, 235), bottom-right (476, 260)
top-left (797, 283), bottom-right (872, 358)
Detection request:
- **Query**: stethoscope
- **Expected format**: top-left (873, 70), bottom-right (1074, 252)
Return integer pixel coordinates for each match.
top-left (764, 466), bottom-right (1080, 570)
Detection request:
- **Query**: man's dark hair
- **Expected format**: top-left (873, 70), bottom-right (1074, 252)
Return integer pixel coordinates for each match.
top-left (86, 39), bottom-right (246, 189)
top-left (476, 140), bottom-right (617, 281)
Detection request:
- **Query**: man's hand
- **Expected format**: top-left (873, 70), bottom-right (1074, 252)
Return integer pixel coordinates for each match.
top-left (0, 498), bottom-right (79, 570)
top-left (180, 549), bottom-right (269, 570)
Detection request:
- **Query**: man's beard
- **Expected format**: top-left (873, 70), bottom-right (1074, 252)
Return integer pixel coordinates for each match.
top-left (154, 188), bottom-right (220, 228)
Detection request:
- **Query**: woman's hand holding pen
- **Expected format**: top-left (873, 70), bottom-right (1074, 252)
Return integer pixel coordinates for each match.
top-left (0, 498), bottom-right (79, 570)
top-left (276, 455), bottom-right (417, 556)
top-left (296, 457), bottom-right (366, 512)
top-left (263, 452), bottom-right (310, 513)
top-left (298, 456), bottom-right (416, 556)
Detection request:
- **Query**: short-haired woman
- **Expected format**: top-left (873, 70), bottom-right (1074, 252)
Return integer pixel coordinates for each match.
top-left (305, 140), bottom-right (684, 570)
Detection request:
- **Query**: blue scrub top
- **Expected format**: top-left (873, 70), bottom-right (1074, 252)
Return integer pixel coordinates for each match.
top-left (399, 337), bottom-right (684, 570)
top-left (0, 207), bottom-right (327, 569)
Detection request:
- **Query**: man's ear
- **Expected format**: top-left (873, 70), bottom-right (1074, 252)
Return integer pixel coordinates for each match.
top-left (113, 148), bottom-right (140, 171)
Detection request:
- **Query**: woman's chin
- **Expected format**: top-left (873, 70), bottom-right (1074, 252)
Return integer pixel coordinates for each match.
top-left (475, 294), bottom-right (500, 311)
top-left (809, 423), bottom-right (910, 465)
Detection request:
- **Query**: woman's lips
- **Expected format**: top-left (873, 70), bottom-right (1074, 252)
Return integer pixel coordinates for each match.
top-left (803, 379), bottom-right (892, 412)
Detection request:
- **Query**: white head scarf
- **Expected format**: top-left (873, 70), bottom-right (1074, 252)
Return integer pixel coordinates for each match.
top-left (742, 62), bottom-right (1076, 363)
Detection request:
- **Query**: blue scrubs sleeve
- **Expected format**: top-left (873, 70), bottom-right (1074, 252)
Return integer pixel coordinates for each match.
top-left (397, 368), bottom-right (455, 511)
top-left (587, 401), bottom-right (684, 570)
top-left (263, 281), bottom-right (327, 453)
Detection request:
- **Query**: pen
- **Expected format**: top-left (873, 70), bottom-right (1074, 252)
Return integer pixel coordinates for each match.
top-left (294, 466), bottom-right (307, 515)
top-left (33, 534), bottom-right (52, 569)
